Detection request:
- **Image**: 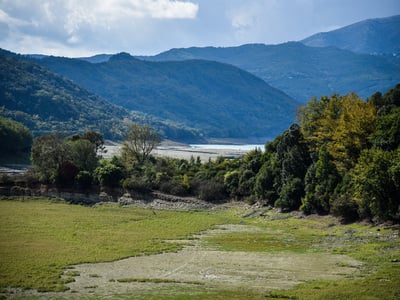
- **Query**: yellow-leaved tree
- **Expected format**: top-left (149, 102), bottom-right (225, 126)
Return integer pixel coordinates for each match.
top-left (298, 93), bottom-right (376, 173)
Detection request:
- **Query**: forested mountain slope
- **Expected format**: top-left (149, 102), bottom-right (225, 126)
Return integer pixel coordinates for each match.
top-left (35, 52), bottom-right (299, 140)
top-left (0, 50), bottom-right (203, 141)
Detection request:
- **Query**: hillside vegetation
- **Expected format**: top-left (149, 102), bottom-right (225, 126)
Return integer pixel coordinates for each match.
top-left (35, 52), bottom-right (298, 140)
top-left (0, 50), bottom-right (204, 142)
top-left (18, 84), bottom-right (400, 224)
top-left (0, 51), bottom-right (128, 140)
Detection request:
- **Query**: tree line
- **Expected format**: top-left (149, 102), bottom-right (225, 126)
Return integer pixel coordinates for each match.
top-left (2, 84), bottom-right (399, 223)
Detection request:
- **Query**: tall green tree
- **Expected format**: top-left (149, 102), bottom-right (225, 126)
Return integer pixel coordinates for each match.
top-left (351, 148), bottom-right (400, 221)
top-left (370, 84), bottom-right (400, 150)
top-left (68, 139), bottom-right (98, 173)
top-left (0, 116), bottom-right (32, 158)
top-left (31, 134), bottom-right (70, 182)
top-left (274, 124), bottom-right (311, 211)
top-left (301, 145), bottom-right (340, 214)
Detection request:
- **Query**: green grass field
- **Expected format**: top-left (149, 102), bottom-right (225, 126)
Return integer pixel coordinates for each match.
top-left (0, 197), bottom-right (399, 299)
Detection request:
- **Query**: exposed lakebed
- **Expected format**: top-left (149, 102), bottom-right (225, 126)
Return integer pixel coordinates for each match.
top-left (57, 224), bottom-right (362, 298)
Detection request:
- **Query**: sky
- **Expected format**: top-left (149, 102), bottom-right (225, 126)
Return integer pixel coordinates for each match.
top-left (0, 0), bottom-right (399, 57)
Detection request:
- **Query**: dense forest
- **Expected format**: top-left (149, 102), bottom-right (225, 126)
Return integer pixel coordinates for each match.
top-left (35, 52), bottom-right (298, 139)
top-left (0, 50), bottom-right (205, 142)
top-left (2, 84), bottom-right (399, 223)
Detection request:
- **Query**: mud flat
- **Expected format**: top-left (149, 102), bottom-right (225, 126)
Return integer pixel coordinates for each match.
top-left (54, 224), bottom-right (361, 298)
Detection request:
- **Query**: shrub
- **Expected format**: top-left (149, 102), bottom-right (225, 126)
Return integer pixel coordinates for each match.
top-left (197, 179), bottom-right (227, 202)
top-left (331, 194), bottom-right (359, 224)
top-left (75, 171), bottom-right (93, 189)
top-left (57, 161), bottom-right (79, 186)
top-left (122, 177), bottom-right (151, 193)
top-left (275, 177), bottom-right (304, 212)
top-left (94, 161), bottom-right (123, 188)
top-left (159, 180), bottom-right (188, 196)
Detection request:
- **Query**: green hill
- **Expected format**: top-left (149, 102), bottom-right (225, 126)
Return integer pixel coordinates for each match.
top-left (0, 50), bottom-right (203, 142)
top-left (35, 52), bottom-right (299, 140)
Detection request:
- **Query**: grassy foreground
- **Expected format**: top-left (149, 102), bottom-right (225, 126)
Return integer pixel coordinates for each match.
top-left (0, 198), bottom-right (238, 292)
top-left (0, 197), bottom-right (399, 299)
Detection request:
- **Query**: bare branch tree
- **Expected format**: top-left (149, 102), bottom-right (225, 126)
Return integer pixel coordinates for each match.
top-left (123, 123), bottom-right (160, 163)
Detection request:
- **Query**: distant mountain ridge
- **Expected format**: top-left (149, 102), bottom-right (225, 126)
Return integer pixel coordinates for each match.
top-left (139, 42), bottom-right (400, 103)
top-left (301, 15), bottom-right (400, 56)
top-left (33, 52), bottom-right (299, 141)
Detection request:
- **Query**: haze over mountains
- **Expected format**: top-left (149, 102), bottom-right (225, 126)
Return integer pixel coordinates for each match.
top-left (1, 15), bottom-right (399, 142)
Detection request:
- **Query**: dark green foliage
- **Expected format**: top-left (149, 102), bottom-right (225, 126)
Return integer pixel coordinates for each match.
top-left (31, 132), bottom-right (102, 185)
top-left (122, 176), bottom-right (152, 194)
top-left (370, 84), bottom-right (400, 150)
top-left (196, 180), bottom-right (227, 202)
top-left (31, 134), bottom-right (69, 182)
top-left (275, 177), bottom-right (304, 212)
top-left (331, 194), bottom-right (359, 224)
top-left (94, 160), bottom-right (124, 188)
top-left (351, 148), bottom-right (400, 221)
top-left (274, 124), bottom-right (311, 211)
top-left (0, 116), bottom-right (32, 159)
top-left (254, 163), bottom-right (279, 204)
top-left (237, 170), bottom-right (256, 197)
top-left (68, 139), bottom-right (98, 173)
top-left (250, 85), bottom-right (400, 221)
top-left (75, 171), bottom-right (93, 189)
top-left (224, 170), bottom-right (240, 198)
top-left (57, 161), bottom-right (79, 186)
top-left (222, 150), bottom-right (263, 199)
top-left (302, 146), bottom-right (341, 214)
top-left (159, 180), bottom-right (188, 196)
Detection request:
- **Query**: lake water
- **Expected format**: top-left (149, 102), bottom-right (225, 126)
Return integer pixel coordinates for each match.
top-left (189, 144), bottom-right (264, 151)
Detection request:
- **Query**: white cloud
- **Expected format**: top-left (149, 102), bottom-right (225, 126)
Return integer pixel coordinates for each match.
top-left (0, 0), bottom-right (199, 55)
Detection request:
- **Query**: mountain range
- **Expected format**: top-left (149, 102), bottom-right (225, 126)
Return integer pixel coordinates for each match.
top-left (136, 15), bottom-right (400, 103)
top-left (1, 15), bottom-right (399, 142)
top-left (301, 15), bottom-right (400, 56)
